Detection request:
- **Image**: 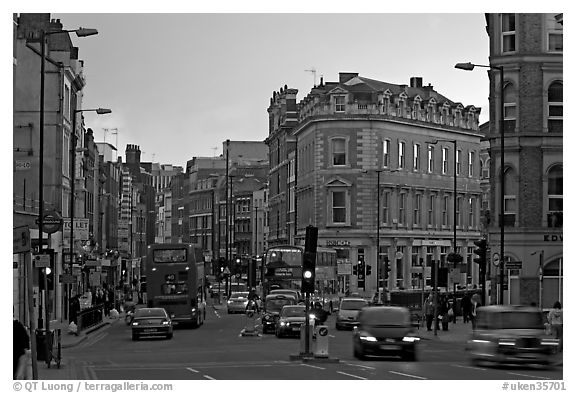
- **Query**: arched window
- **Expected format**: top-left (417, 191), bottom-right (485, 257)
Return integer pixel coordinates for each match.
top-left (503, 82), bottom-right (516, 133)
top-left (547, 81), bottom-right (563, 133)
top-left (547, 165), bottom-right (563, 227)
top-left (503, 167), bottom-right (516, 226)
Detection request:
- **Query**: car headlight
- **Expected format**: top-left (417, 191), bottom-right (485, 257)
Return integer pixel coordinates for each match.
top-left (498, 339), bottom-right (516, 346)
top-left (280, 321), bottom-right (287, 326)
top-left (309, 314), bottom-right (316, 319)
top-left (162, 320), bottom-right (171, 325)
top-left (541, 338), bottom-right (559, 346)
top-left (131, 322), bottom-right (139, 326)
top-left (358, 331), bottom-right (377, 342)
top-left (227, 300), bottom-right (232, 304)
top-left (402, 336), bottom-right (420, 343)
top-left (471, 339), bottom-right (491, 344)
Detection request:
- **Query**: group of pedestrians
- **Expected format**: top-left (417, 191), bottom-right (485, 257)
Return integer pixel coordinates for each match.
top-left (91, 285), bottom-right (115, 316)
top-left (424, 292), bottom-right (480, 331)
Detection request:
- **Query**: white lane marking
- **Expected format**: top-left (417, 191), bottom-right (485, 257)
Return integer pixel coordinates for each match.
top-left (329, 335), bottom-right (336, 338)
top-left (301, 364), bottom-right (326, 370)
top-left (389, 370), bottom-right (427, 380)
top-left (342, 362), bottom-right (375, 370)
top-left (186, 368), bottom-right (200, 373)
top-left (203, 375), bottom-right (216, 380)
top-left (507, 372), bottom-right (551, 380)
top-left (336, 371), bottom-right (367, 380)
top-left (452, 364), bottom-right (488, 371)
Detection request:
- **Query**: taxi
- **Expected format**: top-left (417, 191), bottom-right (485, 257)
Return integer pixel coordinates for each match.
top-left (262, 294), bottom-right (297, 334)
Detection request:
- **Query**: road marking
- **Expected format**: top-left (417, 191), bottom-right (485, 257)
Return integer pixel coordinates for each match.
top-left (301, 364), bottom-right (325, 370)
top-left (388, 371), bottom-right (427, 380)
top-left (186, 368), bottom-right (200, 373)
top-left (452, 364), bottom-right (488, 371)
top-left (342, 362), bottom-right (375, 370)
top-left (507, 372), bottom-right (551, 380)
top-left (329, 335), bottom-right (336, 338)
top-left (336, 371), bottom-right (367, 380)
top-left (203, 375), bottom-right (216, 380)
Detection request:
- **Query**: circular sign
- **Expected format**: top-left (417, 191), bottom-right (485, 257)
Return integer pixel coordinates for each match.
top-left (36, 211), bottom-right (63, 234)
top-left (318, 327), bottom-right (328, 336)
top-left (395, 251), bottom-right (404, 260)
top-left (492, 252), bottom-right (500, 267)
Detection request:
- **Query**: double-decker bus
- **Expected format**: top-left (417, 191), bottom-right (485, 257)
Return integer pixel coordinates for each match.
top-left (146, 243), bottom-right (206, 328)
top-left (263, 245), bottom-right (337, 297)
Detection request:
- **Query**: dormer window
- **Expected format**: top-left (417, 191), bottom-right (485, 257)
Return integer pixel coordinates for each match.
top-left (335, 96), bottom-right (345, 113)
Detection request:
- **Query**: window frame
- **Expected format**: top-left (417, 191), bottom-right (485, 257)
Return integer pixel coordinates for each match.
top-left (468, 151), bottom-right (475, 177)
top-left (328, 188), bottom-right (350, 226)
top-left (330, 137), bottom-right (348, 167)
top-left (501, 13), bottom-right (517, 54)
top-left (381, 190), bottom-right (390, 225)
top-left (334, 95), bottom-right (346, 113)
top-left (413, 193), bottom-right (422, 226)
top-left (383, 139), bottom-right (391, 168)
top-left (442, 147), bottom-right (449, 174)
top-left (398, 141), bottom-right (406, 169)
top-left (398, 192), bottom-right (407, 225)
top-left (413, 143), bottom-right (420, 171)
top-left (427, 145), bottom-right (434, 173)
top-left (428, 194), bottom-right (436, 227)
top-left (547, 81), bottom-right (563, 133)
top-left (503, 82), bottom-right (517, 133)
top-left (456, 149), bottom-right (462, 176)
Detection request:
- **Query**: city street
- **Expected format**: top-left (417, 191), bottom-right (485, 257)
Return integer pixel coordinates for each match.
top-left (38, 305), bottom-right (563, 380)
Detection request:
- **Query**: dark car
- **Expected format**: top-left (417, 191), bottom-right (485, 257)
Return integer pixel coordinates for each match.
top-left (131, 307), bottom-right (173, 341)
top-left (276, 305), bottom-right (307, 338)
top-left (465, 305), bottom-right (559, 366)
top-left (262, 294), bottom-right (297, 334)
top-left (352, 306), bottom-right (419, 361)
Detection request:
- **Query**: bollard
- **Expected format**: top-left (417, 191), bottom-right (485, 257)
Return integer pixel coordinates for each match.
top-left (241, 309), bottom-right (259, 336)
top-left (313, 325), bottom-right (330, 357)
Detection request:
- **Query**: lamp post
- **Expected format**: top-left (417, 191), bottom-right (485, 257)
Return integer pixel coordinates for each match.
top-left (376, 170), bottom-right (382, 302)
top-left (68, 108), bottom-right (111, 320)
top-left (532, 250), bottom-right (544, 308)
top-left (455, 62), bottom-right (505, 304)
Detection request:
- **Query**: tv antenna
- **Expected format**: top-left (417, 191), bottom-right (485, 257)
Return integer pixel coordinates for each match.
top-left (305, 68), bottom-right (317, 87)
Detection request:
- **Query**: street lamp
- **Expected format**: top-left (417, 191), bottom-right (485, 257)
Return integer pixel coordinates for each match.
top-left (68, 108), bottom-right (111, 320)
top-left (455, 61), bottom-right (505, 304)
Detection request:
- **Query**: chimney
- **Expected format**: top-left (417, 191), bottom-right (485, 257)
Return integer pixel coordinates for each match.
top-left (410, 77), bottom-right (423, 88)
top-left (125, 144), bottom-right (141, 164)
top-left (339, 72), bottom-right (359, 84)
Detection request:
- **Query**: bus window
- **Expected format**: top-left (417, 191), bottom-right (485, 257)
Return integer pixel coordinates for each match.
top-left (161, 283), bottom-right (188, 295)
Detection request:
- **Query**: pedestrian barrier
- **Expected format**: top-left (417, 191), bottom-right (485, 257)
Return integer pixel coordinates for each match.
top-left (78, 304), bottom-right (104, 333)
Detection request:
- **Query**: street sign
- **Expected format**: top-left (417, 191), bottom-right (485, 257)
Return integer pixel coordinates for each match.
top-left (63, 218), bottom-right (89, 240)
top-left (506, 260), bottom-right (523, 270)
top-left (36, 211), bottom-right (63, 234)
top-left (13, 226), bottom-right (31, 254)
top-left (33, 254), bottom-right (50, 268)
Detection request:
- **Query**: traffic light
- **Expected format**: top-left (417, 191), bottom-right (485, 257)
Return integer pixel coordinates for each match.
top-left (383, 256), bottom-right (390, 280)
top-left (352, 264), bottom-right (358, 275)
top-left (301, 225), bottom-right (318, 294)
top-left (366, 265), bottom-right (372, 275)
top-left (234, 257), bottom-right (242, 274)
top-left (473, 238), bottom-right (487, 268)
top-left (357, 261), bottom-right (365, 280)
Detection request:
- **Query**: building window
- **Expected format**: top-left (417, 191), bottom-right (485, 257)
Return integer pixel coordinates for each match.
top-left (331, 138), bottom-right (347, 166)
top-left (468, 151), bottom-right (475, 177)
top-left (413, 194), bottom-right (421, 226)
top-left (64, 85), bottom-right (70, 121)
top-left (335, 96), bottom-right (345, 113)
top-left (398, 141), bottom-right (405, 169)
top-left (547, 165), bottom-right (562, 228)
top-left (427, 145), bottom-right (434, 173)
top-left (63, 132), bottom-right (70, 176)
top-left (547, 81), bottom-right (563, 133)
top-left (501, 13), bottom-right (516, 53)
top-left (456, 196), bottom-right (462, 227)
top-left (456, 149), bottom-right (462, 176)
top-left (469, 197), bottom-right (476, 228)
top-left (442, 147), bottom-right (449, 174)
top-left (482, 158), bottom-right (490, 179)
top-left (442, 195), bottom-right (449, 226)
top-left (547, 14), bottom-right (563, 52)
top-left (503, 167), bottom-right (516, 226)
top-left (399, 193), bottom-right (406, 225)
top-left (330, 190), bottom-right (348, 225)
top-left (383, 139), bottom-right (390, 168)
top-left (428, 194), bottom-right (436, 227)
top-left (382, 190), bottom-right (390, 225)
top-left (413, 144), bottom-right (420, 171)
top-left (503, 82), bottom-right (517, 133)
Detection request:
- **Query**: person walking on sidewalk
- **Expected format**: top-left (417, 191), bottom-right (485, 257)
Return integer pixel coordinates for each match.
top-left (13, 317), bottom-right (30, 379)
top-left (470, 293), bottom-right (480, 330)
top-left (424, 294), bottom-right (435, 331)
top-left (461, 293), bottom-right (471, 323)
top-left (548, 301), bottom-right (563, 352)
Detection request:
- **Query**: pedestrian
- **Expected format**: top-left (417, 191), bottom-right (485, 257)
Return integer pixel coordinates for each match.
top-left (547, 301), bottom-right (563, 352)
top-left (470, 293), bottom-right (481, 330)
top-left (424, 294), bottom-right (435, 331)
top-left (461, 293), bottom-right (471, 323)
top-left (440, 297), bottom-right (450, 331)
top-left (13, 317), bottom-right (30, 379)
top-left (69, 294), bottom-right (80, 324)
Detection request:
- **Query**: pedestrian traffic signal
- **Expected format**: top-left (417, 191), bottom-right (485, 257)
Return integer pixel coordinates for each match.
top-left (366, 265), bottom-right (372, 275)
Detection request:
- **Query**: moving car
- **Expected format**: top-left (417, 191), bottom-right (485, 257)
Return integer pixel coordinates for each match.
top-left (465, 305), bottom-right (559, 366)
top-left (227, 291), bottom-right (250, 314)
top-left (352, 306), bottom-right (419, 361)
top-left (131, 307), bottom-right (173, 341)
top-left (269, 289), bottom-right (302, 303)
top-left (262, 294), bottom-right (297, 334)
top-left (336, 297), bottom-right (368, 330)
top-left (276, 305), bottom-right (307, 338)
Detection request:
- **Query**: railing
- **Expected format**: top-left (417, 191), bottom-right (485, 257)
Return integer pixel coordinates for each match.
top-left (77, 304), bottom-right (104, 333)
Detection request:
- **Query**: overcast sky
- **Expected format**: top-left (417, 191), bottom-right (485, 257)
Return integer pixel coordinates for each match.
top-left (50, 12), bottom-right (491, 167)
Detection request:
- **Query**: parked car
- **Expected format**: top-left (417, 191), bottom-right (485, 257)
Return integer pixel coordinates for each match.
top-left (336, 298), bottom-right (369, 330)
top-left (262, 294), bottom-right (297, 334)
top-left (276, 305), bottom-right (307, 338)
top-left (352, 306), bottom-right (419, 361)
top-left (227, 291), bottom-right (250, 314)
top-left (465, 305), bottom-right (559, 366)
top-left (131, 307), bottom-right (173, 341)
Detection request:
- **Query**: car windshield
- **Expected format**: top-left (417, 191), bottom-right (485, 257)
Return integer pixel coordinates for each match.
top-left (478, 311), bottom-right (545, 330)
top-left (230, 292), bottom-right (249, 299)
top-left (265, 297), bottom-right (295, 312)
top-left (281, 307), bottom-right (306, 317)
top-left (271, 290), bottom-right (298, 298)
top-left (359, 309), bottom-right (410, 326)
top-left (134, 308), bottom-right (166, 318)
top-left (340, 300), bottom-right (367, 310)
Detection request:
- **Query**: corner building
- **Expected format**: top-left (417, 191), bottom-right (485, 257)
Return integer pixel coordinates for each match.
top-left (267, 73), bottom-right (484, 296)
top-left (485, 13), bottom-right (563, 306)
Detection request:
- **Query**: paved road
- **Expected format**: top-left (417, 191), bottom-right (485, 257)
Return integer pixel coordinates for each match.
top-left (38, 306), bottom-right (563, 380)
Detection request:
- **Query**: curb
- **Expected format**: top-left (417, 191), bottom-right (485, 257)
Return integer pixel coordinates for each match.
top-left (61, 318), bottom-right (119, 349)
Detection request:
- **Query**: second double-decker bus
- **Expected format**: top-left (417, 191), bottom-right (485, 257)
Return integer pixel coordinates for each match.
top-left (263, 245), bottom-right (337, 297)
top-left (146, 243), bottom-right (206, 328)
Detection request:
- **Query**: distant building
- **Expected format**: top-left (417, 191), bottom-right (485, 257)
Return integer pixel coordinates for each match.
top-left (484, 13), bottom-right (563, 306)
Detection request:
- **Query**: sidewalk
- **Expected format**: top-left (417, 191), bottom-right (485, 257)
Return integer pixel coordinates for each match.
top-left (416, 319), bottom-right (473, 343)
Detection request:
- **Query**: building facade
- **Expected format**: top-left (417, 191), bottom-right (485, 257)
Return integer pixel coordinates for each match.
top-left (484, 13), bottom-right (563, 306)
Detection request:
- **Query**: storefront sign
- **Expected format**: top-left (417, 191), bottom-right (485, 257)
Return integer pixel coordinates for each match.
top-left (326, 240), bottom-right (351, 247)
top-left (543, 234), bottom-right (562, 242)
